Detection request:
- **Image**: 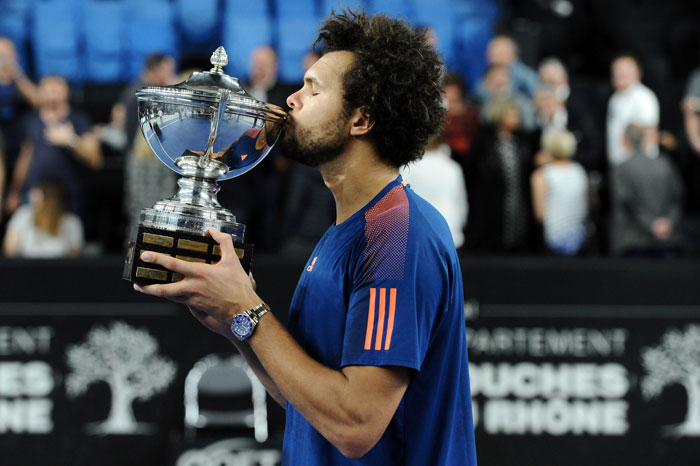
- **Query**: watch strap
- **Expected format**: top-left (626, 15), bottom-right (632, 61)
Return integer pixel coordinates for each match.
top-left (246, 302), bottom-right (270, 323)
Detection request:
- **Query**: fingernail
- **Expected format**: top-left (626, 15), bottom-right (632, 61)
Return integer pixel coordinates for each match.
top-left (133, 284), bottom-right (142, 292)
top-left (141, 252), bottom-right (152, 262)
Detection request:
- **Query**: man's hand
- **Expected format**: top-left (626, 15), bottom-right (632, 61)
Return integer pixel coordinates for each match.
top-left (651, 217), bottom-right (672, 240)
top-left (44, 122), bottom-right (78, 148)
top-left (134, 228), bottom-right (262, 328)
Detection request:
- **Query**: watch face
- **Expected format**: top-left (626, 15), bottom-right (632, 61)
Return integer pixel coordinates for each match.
top-left (231, 314), bottom-right (254, 340)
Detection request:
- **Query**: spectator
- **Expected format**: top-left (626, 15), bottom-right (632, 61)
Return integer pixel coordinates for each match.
top-left (443, 73), bottom-right (479, 159)
top-left (4, 76), bottom-right (101, 217)
top-left (537, 57), bottom-right (603, 172)
top-left (2, 178), bottom-right (84, 258)
top-left (0, 37), bottom-right (38, 179)
top-left (116, 53), bottom-right (177, 153)
top-left (531, 129), bottom-right (589, 255)
top-left (243, 45), bottom-right (297, 108)
top-left (479, 35), bottom-right (540, 99)
top-left (606, 54), bottom-right (659, 167)
top-left (465, 96), bottom-right (535, 253)
top-left (610, 125), bottom-right (683, 257)
top-left (401, 133), bottom-right (468, 249)
top-left (477, 64), bottom-right (537, 131)
top-left (681, 66), bottom-right (700, 156)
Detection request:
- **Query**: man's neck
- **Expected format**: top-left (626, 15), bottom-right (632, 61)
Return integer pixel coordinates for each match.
top-left (319, 142), bottom-right (399, 225)
top-left (40, 104), bottom-right (69, 123)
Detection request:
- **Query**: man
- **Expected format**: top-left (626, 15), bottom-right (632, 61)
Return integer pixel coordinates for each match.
top-left (610, 125), bottom-right (683, 256)
top-left (477, 35), bottom-right (539, 99)
top-left (244, 45), bottom-right (297, 108)
top-left (537, 57), bottom-right (602, 172)
top-left (117, 53), bottom-right (177, 151)
top-left (4, 76), bottom-right (101, 216)
top-left (136, 10), bottom-right (477, 465)
top-left (606, 55), bottom-right (659, 167)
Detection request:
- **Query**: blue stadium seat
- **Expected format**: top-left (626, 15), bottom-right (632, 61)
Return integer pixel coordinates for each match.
top-left (275, 0), bottom-right (317, 20)
top-left (31, 0), bottom-right (83, 82)
top-left (222, 16), bottom-right (273, 80)
top-left (125, 1), bottom-right (177, 79)
top-left (413, 4), bottom-right (457, 71)
top-left (0, 0), bottom-right (30, 46)
top-left (367, 0), bottom-right (412, 19)
top-left (224, 0), bottom-right (270, 18)
top-left (176, 0), bottom-right (219, 45)
top-left (453, 17), bottom-right (493, 90)
top-left (277, 18), bottom-right (319, 83)
top-left (84, 0), bottom-right (127, 82)
top-left (320, 0), bottom-right (366, 16)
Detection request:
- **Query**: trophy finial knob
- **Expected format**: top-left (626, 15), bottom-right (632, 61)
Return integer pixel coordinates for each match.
top-left (210, 46), bottom-right (228, 74)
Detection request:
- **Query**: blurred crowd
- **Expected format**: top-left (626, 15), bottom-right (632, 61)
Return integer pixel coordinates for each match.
top-left (1, 3), bottom-right (700, 260)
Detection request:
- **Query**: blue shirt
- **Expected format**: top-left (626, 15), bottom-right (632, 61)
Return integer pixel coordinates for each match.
top-left (22, 110), bottom-right (92, 214)
top-left (283, 176), bottom-right (477, 465)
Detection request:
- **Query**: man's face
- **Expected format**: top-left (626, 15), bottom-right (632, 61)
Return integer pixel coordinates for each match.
top-left (280, 51), bottom-right (353, 167)
top-left (539, 64), bottom-right (567, 89)
top-left (38, 77), bottom-right (69, 108)
top-left (612, 57), bottom-right (640, 92)
top-left (250, 46), bottom-right (278, 84)
top-left (487, 37), bottom-right (516, 66)
top-left (485, 66), bottom-right (511, 95)
top-left (150, 58), bottom-right (176, 86)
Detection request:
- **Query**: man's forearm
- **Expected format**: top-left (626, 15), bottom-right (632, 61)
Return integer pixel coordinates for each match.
top-left (72, 134), bottom-right (103, 169)
top-left (231, 337), bottom-right (287, 408)
top-left (246, 312), bottom-right (408, 458)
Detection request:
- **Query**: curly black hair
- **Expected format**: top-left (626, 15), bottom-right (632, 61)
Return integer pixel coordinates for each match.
top-left (314, 10), bottom-right (446, 167)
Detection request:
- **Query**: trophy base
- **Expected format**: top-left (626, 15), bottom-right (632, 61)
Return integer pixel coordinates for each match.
top-left (123, 225), bottom-right (254, 286)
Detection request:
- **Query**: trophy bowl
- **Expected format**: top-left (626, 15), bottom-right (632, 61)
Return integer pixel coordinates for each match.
top-left (123, 46), bottom-right (287, 285)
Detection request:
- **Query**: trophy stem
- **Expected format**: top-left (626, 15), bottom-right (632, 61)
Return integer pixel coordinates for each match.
top-left (172, 174), bottom-right (222, 208)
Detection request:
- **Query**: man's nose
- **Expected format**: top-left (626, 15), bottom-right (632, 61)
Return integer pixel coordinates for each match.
top-left (286, 90), bottom-right (301, 110)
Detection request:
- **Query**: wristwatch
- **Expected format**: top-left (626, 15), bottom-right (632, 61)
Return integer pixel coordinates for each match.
top-left (230, 303), bottom-right (270, 341)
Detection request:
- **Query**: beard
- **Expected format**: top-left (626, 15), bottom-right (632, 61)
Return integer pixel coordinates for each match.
top-left (279, 111), bottom-right (349, 168)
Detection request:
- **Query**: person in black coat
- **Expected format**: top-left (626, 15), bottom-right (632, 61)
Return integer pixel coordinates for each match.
top-left (464, 96), bottom-right (537, 253)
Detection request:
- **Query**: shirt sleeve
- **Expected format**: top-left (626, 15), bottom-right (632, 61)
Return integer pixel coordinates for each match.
top-left (7, 205), bottom-right (32, 233)
top-left (61, 214), bottom-right (84, 252)
top-left (340, 187), bottom-right (438, 372)
top-left (635, 89), bottom-right (660, 126)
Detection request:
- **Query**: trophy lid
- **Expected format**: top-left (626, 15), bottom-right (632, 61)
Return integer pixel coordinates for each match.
top-left (135, 46), bottom-right (287, 181)
top-left (136, 46), bottom-right (286, 122)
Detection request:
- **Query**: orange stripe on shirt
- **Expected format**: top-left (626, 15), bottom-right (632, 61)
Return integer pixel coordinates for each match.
top-left (375, 288), bottom-right (386, 350)
top-left (384, 288), bottom-right (397, 350)
top-left (364, 288), bottom-right (376, 350)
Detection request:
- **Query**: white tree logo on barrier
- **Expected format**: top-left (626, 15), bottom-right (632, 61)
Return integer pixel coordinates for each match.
top-left (65, 321), bottom-right (177, 435)
top-left (641, 325), bottom-right (700, 436)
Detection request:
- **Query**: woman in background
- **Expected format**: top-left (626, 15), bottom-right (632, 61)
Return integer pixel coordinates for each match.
top-left (465, 96), bottom-right (536, 252)
top-left (2, 178), bottom-right (83, 257)
top-left (531, 129), bottom-right (589, 255)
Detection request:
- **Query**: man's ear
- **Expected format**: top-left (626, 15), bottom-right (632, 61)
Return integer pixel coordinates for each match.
top-left (349, 107), bottom-right (374, 136)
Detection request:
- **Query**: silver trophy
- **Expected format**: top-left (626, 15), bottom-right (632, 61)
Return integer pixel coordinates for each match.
top-left (123, 46), bottom-right (286, 285)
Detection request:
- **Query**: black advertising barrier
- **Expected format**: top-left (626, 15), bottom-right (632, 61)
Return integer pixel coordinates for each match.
top-left (467, 306), bottom-right (700, 466)
top-left (462, 257), bottom-right (700, 466)
top-left (1, 256), bottom-right (699, 466)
